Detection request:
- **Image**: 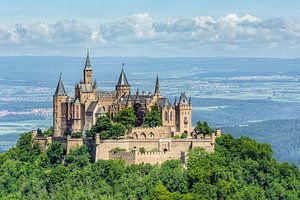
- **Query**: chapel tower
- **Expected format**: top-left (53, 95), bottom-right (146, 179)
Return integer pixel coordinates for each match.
top-left (53, 74), bottom-right (69, 137)
top-left (175, 92), bottom-right (192, 134)
top-left (83, 51), bottom-right (93, 84)
top-left (116, 64), bottom-right (130, 98)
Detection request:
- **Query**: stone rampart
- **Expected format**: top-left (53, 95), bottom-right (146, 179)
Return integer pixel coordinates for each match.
top-left (128, 126), bottom-right (172, 139)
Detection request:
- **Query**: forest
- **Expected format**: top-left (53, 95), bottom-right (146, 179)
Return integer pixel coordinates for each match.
top-left (0, 131), bottom-right (299, 199)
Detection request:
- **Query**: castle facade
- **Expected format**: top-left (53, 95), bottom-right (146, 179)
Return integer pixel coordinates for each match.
top-left (32, 52), bottom-right (221, 165)
top-left (53, 52), bottom-right (193, 138)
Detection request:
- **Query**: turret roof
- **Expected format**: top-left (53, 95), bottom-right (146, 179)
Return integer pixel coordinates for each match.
top-left (84, 50), bottom-right (92, 70)
top-left (54, 74), bottom-right (67, 96)
top-left (178, 92), bottom-right (189, 105)
top-left (116, 63), bottom-right (130, 86)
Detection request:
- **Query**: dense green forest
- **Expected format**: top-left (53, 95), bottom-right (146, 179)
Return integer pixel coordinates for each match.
top-left (0, 132), bottom-right (299, 199)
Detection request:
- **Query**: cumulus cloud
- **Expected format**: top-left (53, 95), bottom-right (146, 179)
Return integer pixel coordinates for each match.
top-left (0, 14), bottom-right (300, 57)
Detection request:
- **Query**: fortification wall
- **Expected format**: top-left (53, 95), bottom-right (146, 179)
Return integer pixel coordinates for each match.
top-left (109, 151), bottom-right (136, 165)
top-left (95, 137), bottom-right (215, 164)
top-left (129, 126), bottom-right (172, 139)
top-left (95, 139), bottom-right (159, 160)
top-left (135, 151), bottom-right (171, 165)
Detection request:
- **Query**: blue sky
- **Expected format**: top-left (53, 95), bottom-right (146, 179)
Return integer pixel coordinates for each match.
top-left (0, 0), bottom-right (300, 57)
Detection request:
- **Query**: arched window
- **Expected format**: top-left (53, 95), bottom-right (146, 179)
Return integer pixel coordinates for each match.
top-left (164, 111), bottom-right (168, 121)
top-left (140, 132), bottom-right (146, 139)
top-left (170, 111), bottom-right (173, 121)
top-left (149, 132), bottom-right (154, 138)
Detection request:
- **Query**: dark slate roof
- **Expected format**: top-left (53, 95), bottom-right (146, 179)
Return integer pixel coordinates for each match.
top-left (97, 90), bottom-right (116, 98)
top-left (157, 97), bottom-right (172, 107)
top-left (119, 94), bottom-right (153, 105)
top-left (84, 51), bottom-right (92, 70)
top-left (116, 67), bottom-right (130, 86)
top-left (178, 92), bottom-right (189, 105)
top-left (87, 101), bottom-right (98, 113)
top-left (154, 75), bottom-right (160, 94)
top-left (54, 74), bottom-right (67, 96)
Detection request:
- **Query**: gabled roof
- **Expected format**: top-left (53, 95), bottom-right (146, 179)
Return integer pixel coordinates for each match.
top-left (54, 74), bottom-right (67, 96)
top-left (116, 65), bottom-right (130, 86)
top-left (157, 97), bottom-right (172, 107)
top-left (178, 92), bottom-right (189, 105)
top-left (84, 51), bottom-right (92, 70)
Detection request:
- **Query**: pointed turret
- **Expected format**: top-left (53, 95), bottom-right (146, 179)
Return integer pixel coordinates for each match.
top-left (117, 63), bottom-right (130, 86)
top-left (189, 96), bottom-right (192, 105)
top-left (135, 88), bottom-right (140, 103)
top-left (84, 50), bottom-right (92, 70)
top-left (83, 50), bottom-right (93, 84)
top-left (174, 96), bottom-right (177, 105)
top-left (154, 74), bottom-right (160, 97)
top-left (179, 92), bottom-right (189, 105)
top-left (116, 63), bottom-right (131, 98)
top-left (54, 73), bottom-right (67, 96)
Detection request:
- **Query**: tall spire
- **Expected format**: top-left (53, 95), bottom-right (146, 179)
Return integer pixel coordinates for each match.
top-left (154, 74), bottom-right (160, 96)
top-left (135, 88), bottom-right (140, 102)
top-left (54, 73), bottom-right (67, 96)
top-left (189, 96), bottom-right (192, 105)
top-left (84, 49), bottom-right (92, 70)
top-left (116, 63), bottom-right (130, 86)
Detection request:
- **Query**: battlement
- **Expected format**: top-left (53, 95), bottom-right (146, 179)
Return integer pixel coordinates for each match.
top-left (109, 150), bottom-right (171, 165)
top-left (131, 126), bottom-right (170, 131)
top-left (136, 151), bottom-right (168, 156)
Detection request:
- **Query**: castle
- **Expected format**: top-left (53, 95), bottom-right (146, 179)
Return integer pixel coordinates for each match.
top-left (33, 52), bottom-right (221, 165)
top-left (53, 52), bottom-right (193, 138)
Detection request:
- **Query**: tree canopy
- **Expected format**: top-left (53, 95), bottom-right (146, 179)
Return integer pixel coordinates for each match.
top-left (114, 107), bottom-right (137, 129)
top-left (0, 131), bottom-right (299, 199)
top-left (87, 116), bottom-right (126, 139)
top-left (194, 121), bottom-right (214, 137)
top-left (143, 105), bottom-right (162, 128)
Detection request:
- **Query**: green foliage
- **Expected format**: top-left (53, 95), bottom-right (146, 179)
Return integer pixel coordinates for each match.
top-left (46, 141), bottom-right (65, 165)
top-left (37, 128), bottom-right (43, 136)
top-left (65, 145), bottom-right (91, 168)
top-left (181, 132), bottom-right (187, 139)
top-left (43, 127), bottom-right (54, 137)
top-left (111, 147), bottom-right (126, 154)
top-left (87, 116), bottom-right (126, 139)
top-left (110, 123), bottom-right (126, 139)
top-left (0, 129), bottom-right (300, 199)
top-left (144, 105), bottom-right (162, 128)
top-left (71, 132), bottom-right (83, 138)
top-left (114, 107), bottom-right (136, 129)
top-left (174, 135), bottom-right (180, 139)
top-left (139, 147), bottom-right (146, 153)
top-left (194, 121), bottom-right (214, 138)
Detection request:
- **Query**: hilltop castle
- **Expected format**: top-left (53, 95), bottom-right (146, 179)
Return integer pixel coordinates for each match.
top-left (33, 52), bottom-right (221, 165)
top-left (53, 52), bottom-right (193, 138)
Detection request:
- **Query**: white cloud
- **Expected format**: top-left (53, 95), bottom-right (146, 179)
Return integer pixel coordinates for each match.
top-left (0, 14), bottom-right (300, 57)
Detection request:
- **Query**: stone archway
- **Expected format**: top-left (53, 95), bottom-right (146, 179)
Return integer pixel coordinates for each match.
top-left (132, 133), bottom-right (138, 139)
top-left (140, 132), bottom-right (146, 139)
top-left (148, 132), bottom-right (154, 138)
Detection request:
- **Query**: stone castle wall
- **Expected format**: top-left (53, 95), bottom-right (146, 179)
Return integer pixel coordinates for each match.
top-left (95, 137), bottom-right (215, 165)
top-left (128, 126), bottom-right (173, 139)
top-left (109, 151), bottom-right (172, 165)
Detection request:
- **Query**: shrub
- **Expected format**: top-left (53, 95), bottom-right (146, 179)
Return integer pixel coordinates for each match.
top-left (111, 147), bottom-right (126, 154)
top-left (181, 133), bottom-right (187, 139)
